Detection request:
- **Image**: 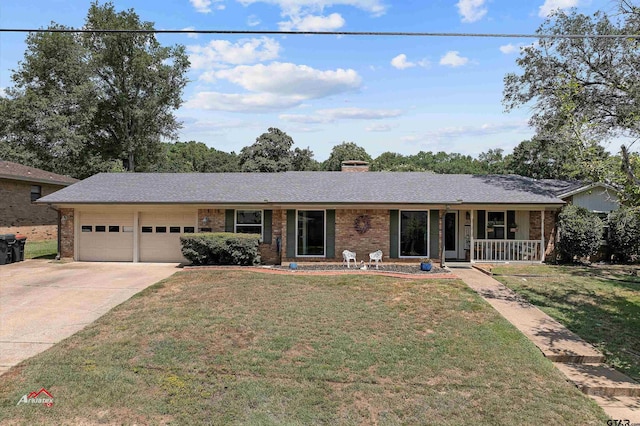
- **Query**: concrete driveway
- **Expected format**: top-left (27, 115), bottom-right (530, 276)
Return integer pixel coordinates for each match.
top-left (0, 260), bottom-right (179, 375)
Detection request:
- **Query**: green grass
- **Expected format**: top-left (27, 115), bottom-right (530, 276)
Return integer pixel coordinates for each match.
top-left (0, 271), bottom-right (607, 425)
top-left (24, 239), bottom-right (57, 259)
top-left (492, 263), bottom-right (640, 380)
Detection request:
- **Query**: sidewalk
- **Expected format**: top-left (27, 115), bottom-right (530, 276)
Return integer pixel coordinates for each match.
top-left (453, 267), bottom-right (640, 422)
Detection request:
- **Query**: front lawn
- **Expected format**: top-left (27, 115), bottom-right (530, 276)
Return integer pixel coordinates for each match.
top-left (491, 263), bottom-right (640, 380)
top-left (24, 239), bottom-right (57, 259)
top-left (0, 271), bottom-right (606, 424)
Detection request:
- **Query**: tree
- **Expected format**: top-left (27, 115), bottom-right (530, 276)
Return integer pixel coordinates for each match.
top-left (557, 205), bottom-right (604, 262)
top-left (1, 26), bottom-right (105, 177)
top-left (239, 128), bottom-right (295, 172)
top-left (83, 2), bottom-right (189, 172)
top-left (503, 4), bottom-right (640, 204)
top-left (322, 142), bottom-right (372, 171)
top-left (607, 206), bottom-right (640, 262)
top-left (152, 141), bottom-right (239, 172)
top-left (292, 147), bottom-right (319, 171)
top-left (478, 149), bottom-right (509, 174)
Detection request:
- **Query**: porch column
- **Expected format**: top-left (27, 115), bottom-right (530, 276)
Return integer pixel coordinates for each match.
top-left (133, 211), bottom-right (140, 263)
top-left (74, 210), bottom-right (80, 261)
top-left (470, 210), bottom-right (475, 263)
top-left (540, 209), bottom-right (545, 262)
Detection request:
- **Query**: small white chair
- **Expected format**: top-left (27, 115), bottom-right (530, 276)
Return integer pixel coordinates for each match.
top-left (369, 250), bottom-right (383, 269)
top-left (342, 250), bottom-right (357, 268)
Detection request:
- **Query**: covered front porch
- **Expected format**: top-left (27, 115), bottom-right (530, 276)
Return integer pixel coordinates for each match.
top-left (440, 208), bottom-right (556, 264)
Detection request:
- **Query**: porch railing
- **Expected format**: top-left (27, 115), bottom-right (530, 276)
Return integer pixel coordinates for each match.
top-left (473, 239), bottom-right (542, 262)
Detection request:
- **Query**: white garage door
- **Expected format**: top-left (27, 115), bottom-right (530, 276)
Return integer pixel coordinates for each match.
top-left (139, 211), bottom-right (195, 262)
top-left (79, 212), bottom-right (134, 261)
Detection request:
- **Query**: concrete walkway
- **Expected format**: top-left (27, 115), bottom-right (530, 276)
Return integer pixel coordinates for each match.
top-left (0, 260), bottom-right (179, 376)
top-left (453, 266), bottom-right (640, 422)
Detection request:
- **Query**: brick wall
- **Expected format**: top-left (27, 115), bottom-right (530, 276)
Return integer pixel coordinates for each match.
top-left (334, 209), bottom-right (390, 262)
top-left (60, 208), bottom-right (74, 258)
top-left (0, 179), bottom-right (65, 239)
top-left (198, 209), bottom-right (225, 232)
top-left (529, 210), bottom-right (558, 259)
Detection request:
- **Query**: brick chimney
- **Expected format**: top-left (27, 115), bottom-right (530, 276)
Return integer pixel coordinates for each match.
top-left (341, 160), bottom-right (369, 172)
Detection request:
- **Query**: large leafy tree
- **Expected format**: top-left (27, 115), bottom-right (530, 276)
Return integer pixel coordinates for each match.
top-left (239, 128), bottom-right (317, 172)
top-left (322, 142), bottom-right (372, 171)
top-left (152, 141), bottom-right (239, 172)
top-left (83, 2), bottom-right (189, 172)
top-left (503, 3), bottom-right (640, 204)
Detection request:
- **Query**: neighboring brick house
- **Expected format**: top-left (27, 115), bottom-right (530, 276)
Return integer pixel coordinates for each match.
top-left (0, 161), bottom-right (78, 241)
top-left (38, 165), bottom-right (566, 265)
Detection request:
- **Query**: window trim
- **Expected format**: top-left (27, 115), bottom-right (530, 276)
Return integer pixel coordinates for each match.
top-left (486, 210), bottom-right (507, 240)
top-left (295, 209), bottom-right (326, 258)
top-left (234, 209), bottom-right (264, 239)
top-left (398, 209), bottom-right (430, 259)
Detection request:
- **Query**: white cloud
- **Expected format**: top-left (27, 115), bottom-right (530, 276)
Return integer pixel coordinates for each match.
top-left (456, 0), bottom-right (487, 23)
top-left (186, 92), bottom-right (305, 112)
top-left (538, 0), bottom-right (579, 17)
top-left (236, 0), bottom-right (387, 17)
top-left (391, 54), bottom-right (430, 70)
top-left (499, 43), bottom-right (518, 54)
top-left (187, 63), bottom-right (362, 112)
top-left (280, 107), bottom-right (402, 123)
top-left (190, 0), bottom-right (225, 13)
top-left (439, 51), bottom-right (469, 67)
top-left (214, 62), bottom-right (361, 98)
top-left (247, 14), bottom-right (261, 26)
top-left (365, 123), bottom-right (396, 132)
top-left (391, 54), bottom-right (415, 70)
top-left (188, 37), bottom-right (280, 69)
top-left (402, 121), bottom-right (529, 143)
top-left (279, 13), bottom-right (345, 31)
top-left (0, 87), bottom-right (6, 98)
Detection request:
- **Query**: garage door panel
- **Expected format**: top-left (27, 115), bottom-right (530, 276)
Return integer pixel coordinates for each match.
top-left (79, 212), bottom-right (133, 262)
top-left (139, 211), bottom-right (194, 263)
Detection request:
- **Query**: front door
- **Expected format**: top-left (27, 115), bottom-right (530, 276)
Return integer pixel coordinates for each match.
top-left (444, 212), bottom-right (458, 259)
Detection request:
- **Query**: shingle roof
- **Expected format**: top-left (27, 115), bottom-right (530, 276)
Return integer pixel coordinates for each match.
top-left (38, 172), bottom-right (565, 205)
top-left (0, 161), bottom-right (78, 186)
top-left (534, 179), bottom-right (587, 197)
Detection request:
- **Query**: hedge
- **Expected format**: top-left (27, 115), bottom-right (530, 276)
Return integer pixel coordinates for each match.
top-left (180, 232), bottom-right (261, 266)
top-left (607, 207), bottom-right (640, 262)
top-left (557, 205), bottom-right (603, 262)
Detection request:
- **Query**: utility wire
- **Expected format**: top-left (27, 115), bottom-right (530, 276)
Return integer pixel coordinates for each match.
top-left (0, 28), bottom-right (638, 38)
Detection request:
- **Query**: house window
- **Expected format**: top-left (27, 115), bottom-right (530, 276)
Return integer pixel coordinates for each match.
top-left (96, 226), bottom-right (106, 232)
top-left (400, 211), bottom-right (429, 257)
top-left (108, 226), bottom-right (120, 232)
top-left (297, 210), bottom-right (325, 256)
top-left (487, 211), bottom-right (506, 240)
top-left (81, 226), bottom-right (92, 232)
top-left (141, 226), bottom-right (152, 233)
top-left (184, 227), bottom-right (195, 233)
top-left (156, 226), bottom-right (167, 233)
top-left (235, 210), bottom-right (262, 236)
top-left (169, 226), bottom-right (181, 233)
top-left (123, 226), bottom-right (133, 233)
top-left (30, 185), bottom-right (41, 202)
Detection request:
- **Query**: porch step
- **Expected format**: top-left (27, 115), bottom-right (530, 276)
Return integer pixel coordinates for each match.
top-left (555, 363), bottom-right (640, 397)
top-left (588, 396), bottom-right (640, 422)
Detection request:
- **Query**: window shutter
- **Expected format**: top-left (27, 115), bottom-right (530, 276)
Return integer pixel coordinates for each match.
top-left (263, 210), bottom-right (272, 244)
top-left (507, 210), bottom-right (516, 240)
top-left (477, 210), bottom-right (486, 239)
top-left (286, 210), bottom-right (296, 258)
top-left (389, 210), bottom-right (399, 258)
top-left (326, 210), bottom-right (335, 258)
top-left (225, 210), bottom-right (235, 232)
top-left (429, 210), bottom-right (439, 258)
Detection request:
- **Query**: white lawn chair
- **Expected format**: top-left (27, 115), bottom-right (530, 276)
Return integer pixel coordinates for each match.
top-left (342, 250), bottom-right (357, 268)
top-left (369, 250), bottom-right (383, 269)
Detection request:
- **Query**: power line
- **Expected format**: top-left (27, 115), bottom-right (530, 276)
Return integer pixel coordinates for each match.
top-left (0, 28), bottom-right (638, 39)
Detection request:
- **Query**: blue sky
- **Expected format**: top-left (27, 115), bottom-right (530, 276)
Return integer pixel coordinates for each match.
top-left (0, 0), bottom-right (615, 161)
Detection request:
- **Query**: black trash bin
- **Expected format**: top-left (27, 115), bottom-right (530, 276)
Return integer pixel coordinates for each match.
top-left (0, 234), bottom-right (16, 264)
top-left (15, 235), bottom-right (27, 262)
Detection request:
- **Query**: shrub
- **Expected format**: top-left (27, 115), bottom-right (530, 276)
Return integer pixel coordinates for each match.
top-left (557, 205), bottom-right (603, 262)
top-left (180, 232), bottom-right (261, 266)
top-left (607, 207), bottom-right (640, 262)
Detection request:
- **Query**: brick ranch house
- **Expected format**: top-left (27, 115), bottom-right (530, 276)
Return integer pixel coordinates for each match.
top-left (37, 165), bottom-right (564, 265)
top-left (0, 161), bottom-right (78, 241)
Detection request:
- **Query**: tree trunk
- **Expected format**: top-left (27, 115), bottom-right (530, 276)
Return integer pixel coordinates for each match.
top-left (128, 151), bottom-right (135, 172)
